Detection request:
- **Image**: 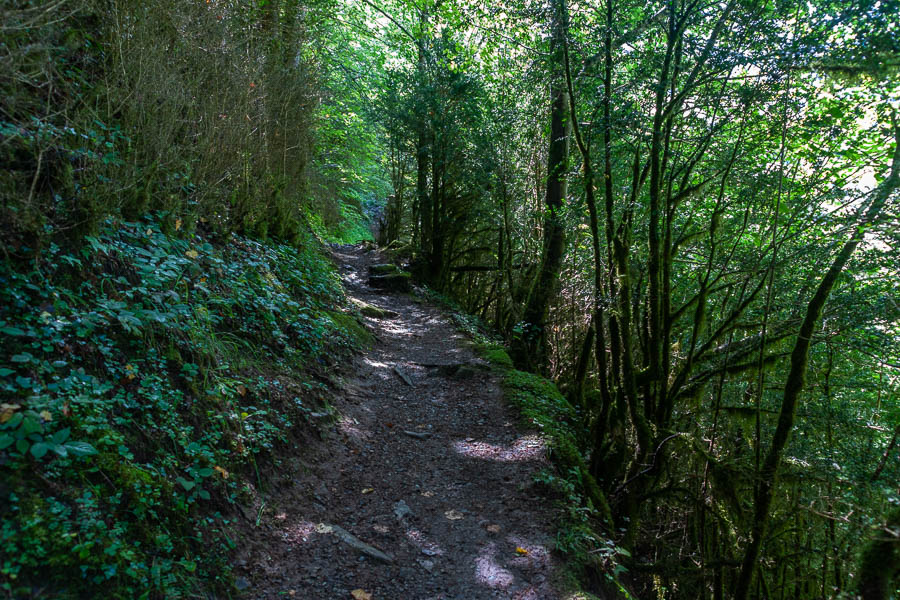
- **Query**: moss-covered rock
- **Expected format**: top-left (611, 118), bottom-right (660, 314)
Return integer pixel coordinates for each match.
top-left (368, 263), bottom-right (401, 275)
top-left (349, 297), bottom-right (399, 319)
top-left (328, 311), bottom-right (375, 348)
top-left (368, 271), bottom-right (411, 292)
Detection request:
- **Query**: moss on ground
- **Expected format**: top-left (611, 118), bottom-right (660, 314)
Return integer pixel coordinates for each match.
top-left (473, 342), bottom-right (514, 369)
top-left (467, 327), bottom-right (621, 595)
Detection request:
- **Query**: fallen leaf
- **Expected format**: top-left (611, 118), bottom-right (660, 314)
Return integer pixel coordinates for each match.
top-left (515, 546), bottom-right (529, 555)
top-left (237, 384), bottom-right (247, 396)
top-left (214, 466), bottom-right (229, 479)
top-left (421, 491), bottom-right (435, 498)
top-left (185, 249), bottom-right (199, 259)
top-left (486, 524), bottom-right (501, 534)
top-left (361, 488), bottom-right (375, 495)
top-left (39, 410), bottom-right (52, 422)
top-left (350, 589), bottom-right (372, 600)
top-left (385, 422), bottom-right (394, 428)
top-left (0, 403), bottom-right (21, 423)
top-left (444, 510), bottom-right (463, 521)
top-left (175, 218), bottom-right (182, 231)
top-left (315, 523), bottom-right (333, 534)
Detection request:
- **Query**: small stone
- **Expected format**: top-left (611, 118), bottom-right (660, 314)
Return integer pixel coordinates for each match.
top-left (235, 576), bottom-right (251, 591)
top-left (330, 525), bottom-right (394, 563)
top-left (418, 559), bottom-right (435, 572)
top-left (394, 366), bottom-right (414, 386)
top-left (394, 499), bottom-right (414, 520)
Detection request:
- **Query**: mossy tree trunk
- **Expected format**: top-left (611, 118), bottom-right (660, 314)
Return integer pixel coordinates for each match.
top-left (512, 0), bottom-right (570, 375)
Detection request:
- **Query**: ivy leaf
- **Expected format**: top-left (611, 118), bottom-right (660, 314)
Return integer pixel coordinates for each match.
top-left (22, 416), bottom-right (41, 435)
top-left (51, 428), bottom-right (71, 444)
top-left (177, 477), bottom-right (196, 491)
top-left (64, 441), bottom-right (98, 456)
top-left (30, 442), bottom-right (50, 459)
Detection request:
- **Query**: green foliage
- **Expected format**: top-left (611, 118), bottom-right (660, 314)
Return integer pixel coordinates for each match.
top-left (306, 201), bottom-right (374, 245)
top-left (0, 215), bottom-right (358, 598)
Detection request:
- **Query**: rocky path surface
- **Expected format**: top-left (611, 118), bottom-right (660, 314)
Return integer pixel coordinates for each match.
top-left (240, 245), bottom-right (563, 599)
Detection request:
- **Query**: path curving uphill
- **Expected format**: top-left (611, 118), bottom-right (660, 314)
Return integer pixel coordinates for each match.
top-left (241, 244), bottom-right (564, 600)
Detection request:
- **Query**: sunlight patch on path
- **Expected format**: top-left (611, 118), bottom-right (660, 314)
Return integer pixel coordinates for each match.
top-left (474, 542), bottom-right (515, 589)
top-left (452, 435), bottom-right (546, 462)
top-left (338, 415), bottom-right (371, 439)
top-left (282, 520), bottom-right (330, 545)
top-left (506, 535), bottom-right (551, 569)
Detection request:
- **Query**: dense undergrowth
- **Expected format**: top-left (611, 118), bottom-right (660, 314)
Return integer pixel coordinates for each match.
top-left (0, 215), bottom-right (369, 598)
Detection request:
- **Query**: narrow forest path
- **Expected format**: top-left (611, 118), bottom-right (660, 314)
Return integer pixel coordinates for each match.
top-left (239, 245), bottom-right (565, 599)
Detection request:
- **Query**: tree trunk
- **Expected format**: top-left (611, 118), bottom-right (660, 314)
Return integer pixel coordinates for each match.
top-left (511, 0), bottom-right (570, 374)
top-left (416, 15), bottom-right (431, 262)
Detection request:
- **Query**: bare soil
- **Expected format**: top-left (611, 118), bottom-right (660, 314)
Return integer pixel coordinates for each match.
top-left (237, 245), bottom-right (565, 600)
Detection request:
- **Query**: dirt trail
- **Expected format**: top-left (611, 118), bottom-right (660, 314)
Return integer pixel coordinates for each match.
top-left (241, 245), bottom-right (563, 599)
